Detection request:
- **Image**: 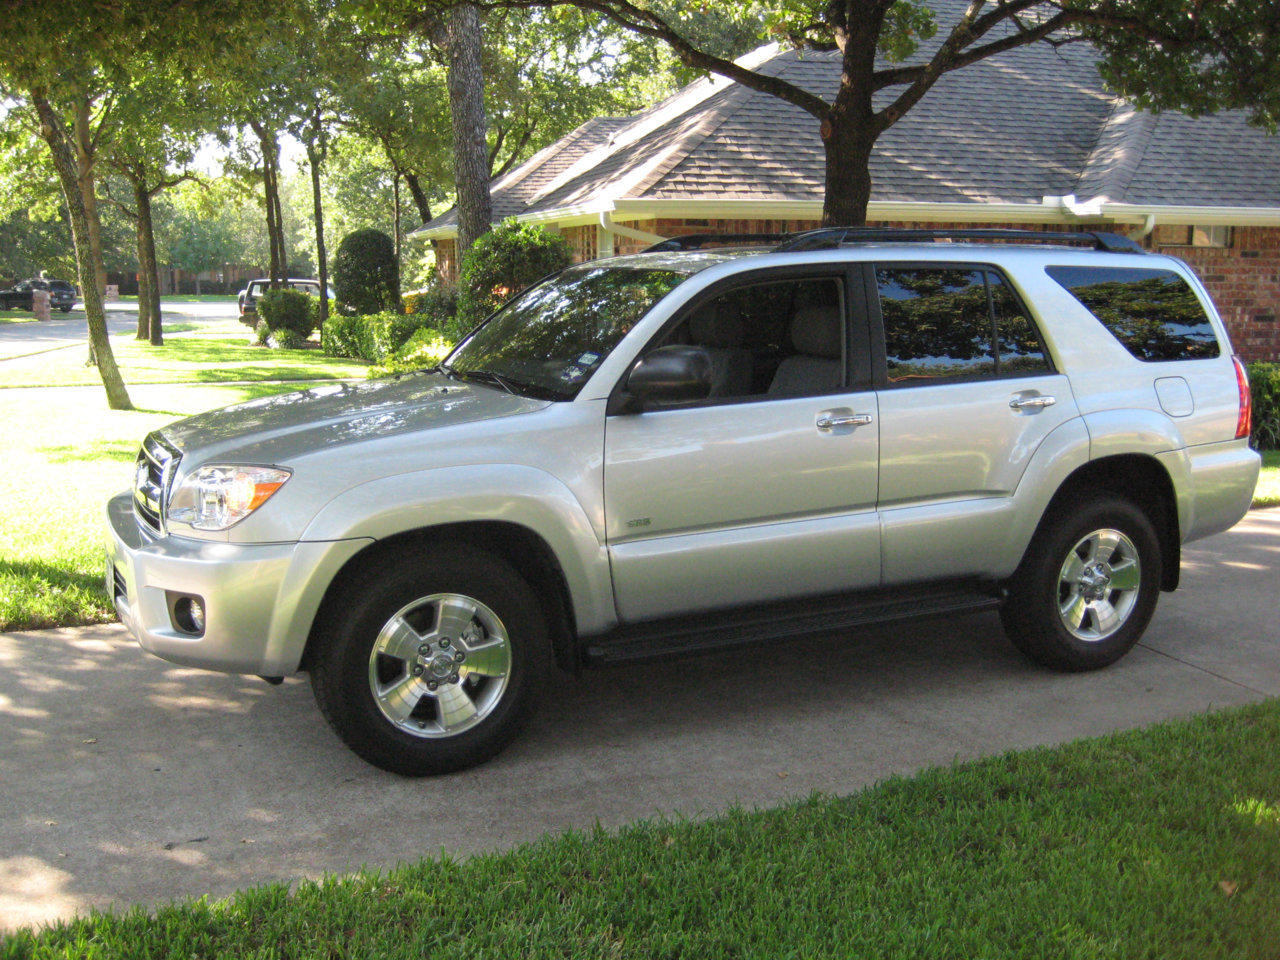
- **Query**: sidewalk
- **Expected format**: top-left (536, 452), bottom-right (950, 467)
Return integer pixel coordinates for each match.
top-left (1, 510), bottom-right (1276, 934)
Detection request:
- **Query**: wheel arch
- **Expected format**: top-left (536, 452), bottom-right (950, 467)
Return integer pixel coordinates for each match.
top-left (299, 521), bottom-right (581, 675)
top-left (1039, 453), bottom-right (1181, 591)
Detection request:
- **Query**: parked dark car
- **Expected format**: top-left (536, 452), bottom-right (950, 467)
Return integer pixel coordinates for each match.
top-left (0, 278), bottom-right (77, 312)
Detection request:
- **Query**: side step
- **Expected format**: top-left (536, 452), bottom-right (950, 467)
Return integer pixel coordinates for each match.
top-left (582, 584), bottom-right (1004, 667)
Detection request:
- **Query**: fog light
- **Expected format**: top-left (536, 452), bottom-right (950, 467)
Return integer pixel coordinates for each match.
top-left (169, 594), bottom-right (207, 636)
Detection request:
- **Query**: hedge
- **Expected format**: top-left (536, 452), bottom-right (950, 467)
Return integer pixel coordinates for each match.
top-left (322, 312), bottom-right (434, 363)
top-left (1249, 361), bottom-right (1280, 450)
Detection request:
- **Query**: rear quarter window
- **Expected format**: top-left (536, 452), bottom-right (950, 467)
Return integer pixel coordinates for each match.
top-left (1046, 265), bottom-right (1219, 361)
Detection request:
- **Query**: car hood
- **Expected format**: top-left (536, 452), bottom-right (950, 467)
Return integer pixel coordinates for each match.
top-left (158, 371), bottom-right (550, 465)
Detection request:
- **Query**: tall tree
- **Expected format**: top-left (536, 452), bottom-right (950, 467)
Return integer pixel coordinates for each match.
top-left (0, 0), bottom-right (279, 408)
top-left (434, 0), bottom-right (1280, 226)
top-left (443, 4), bottom-right (493, 258)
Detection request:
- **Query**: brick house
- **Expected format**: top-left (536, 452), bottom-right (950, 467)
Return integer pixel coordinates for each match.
top-left (415, 41), bottom-right (1280, 362)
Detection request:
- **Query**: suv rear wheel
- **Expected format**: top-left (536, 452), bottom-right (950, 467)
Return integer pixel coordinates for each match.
top-left (311, 543), bottom-right (548, 775)
top-left (1001, 496), bottom-right (1161, 672)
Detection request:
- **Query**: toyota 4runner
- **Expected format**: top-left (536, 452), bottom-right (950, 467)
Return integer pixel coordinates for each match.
top-left (106, 228), bottom-right (1261, 775)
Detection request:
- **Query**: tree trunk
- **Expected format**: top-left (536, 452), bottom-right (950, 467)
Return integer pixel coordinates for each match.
top-left (74, 95), bottom-right (108, 300)
top-left (393, 174), bottom-right (402, 270)
top-left (306, 140), bottom-right (329, 326)
top-left (404, 172), bottom-right (433, 226)
top-left (820, 119), bottom-right (877, 227)
top-left (33, 93), bottom-right (132, 410)
top-left (445, 3), bottom-right (492, 259)
top-left (251, 121), bottom-right (285, 286)
top-left (136, 185), bottom-right (163, 345)
top-left (136, 255), bottom-right (150, 339)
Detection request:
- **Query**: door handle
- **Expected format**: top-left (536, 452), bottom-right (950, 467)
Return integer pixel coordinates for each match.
top-left (816, 413), bottom-right (873, 430)
top-left (1009, 395), bottom-right (1056, 410)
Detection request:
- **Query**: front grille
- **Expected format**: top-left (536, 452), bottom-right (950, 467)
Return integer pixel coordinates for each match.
top-left (133, 432), bottom-right (181, 534)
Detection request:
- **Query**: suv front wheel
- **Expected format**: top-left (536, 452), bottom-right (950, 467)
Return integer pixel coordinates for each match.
top-left (310, 543), bottom-right (549, 775)
top-left (1001, 496), bottom-right (1162, 672)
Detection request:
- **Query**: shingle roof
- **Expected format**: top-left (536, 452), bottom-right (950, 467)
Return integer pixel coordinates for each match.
top-left (419, 22), bottom-right (1280, 237)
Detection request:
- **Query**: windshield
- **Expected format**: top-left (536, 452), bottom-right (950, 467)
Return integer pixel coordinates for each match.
top-left (443, 264), bottom-right (690, 400)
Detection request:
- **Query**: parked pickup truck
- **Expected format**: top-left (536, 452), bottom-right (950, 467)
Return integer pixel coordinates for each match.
top-left (106, 229), bottom-right (1260, 776)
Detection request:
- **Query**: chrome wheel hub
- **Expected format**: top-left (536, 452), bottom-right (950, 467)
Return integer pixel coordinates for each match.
top-left (1057, 528), bottom-right (1141, 642)
top-left (367, 593), bottom-right (511, 739)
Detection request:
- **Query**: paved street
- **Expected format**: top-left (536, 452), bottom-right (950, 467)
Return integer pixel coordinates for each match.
top-left (1, 509), bottom-right (1276, 933)
top-left (0, 299), bottom-right (242, 362)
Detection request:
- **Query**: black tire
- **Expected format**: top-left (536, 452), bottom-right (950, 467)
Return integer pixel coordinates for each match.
top-left (1000, 496), bottom-right (1162, 672)
top-left (310, 543), bottom-right (549, 776)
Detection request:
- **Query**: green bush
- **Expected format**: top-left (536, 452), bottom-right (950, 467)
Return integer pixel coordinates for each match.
top-left (257, 288), bottom-right (316, 341)
top-left (370, 327), bottom-right (456, 379)
top-left (321, 312), bottom-right (434, 363)
top-left (268, 329), bottom-right (306, 350)
top-left (1248, 361), bottom-right (1280, 450)
top-left (333, 229), bottom-right (400, 315)
top-left (458, 219), bottom-right (571, 326)
top-left (403, 283), bottom-right (471, 341)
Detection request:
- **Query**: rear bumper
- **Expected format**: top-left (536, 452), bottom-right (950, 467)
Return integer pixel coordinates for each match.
top-left (1175, 438), bottom-right (1261, 543)
top-left (105, 491), bottom-right (370, 676)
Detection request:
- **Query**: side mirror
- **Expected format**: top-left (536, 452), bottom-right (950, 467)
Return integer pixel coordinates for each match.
top-left (624, 344), bottom-right (712, 407)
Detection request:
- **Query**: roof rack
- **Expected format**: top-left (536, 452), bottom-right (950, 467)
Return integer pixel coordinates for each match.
top-left (774, 227), bottom-right (1145, 254)
top-left (642, 233), bottom-right (790, 253)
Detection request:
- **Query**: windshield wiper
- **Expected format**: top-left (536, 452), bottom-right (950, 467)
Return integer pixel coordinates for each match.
top-left (453, 368), bottom-right (520, 395)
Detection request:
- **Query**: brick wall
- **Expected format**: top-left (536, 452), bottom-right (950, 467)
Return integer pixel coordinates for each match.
top-left (1148, 225), bottom-right (1280, 363)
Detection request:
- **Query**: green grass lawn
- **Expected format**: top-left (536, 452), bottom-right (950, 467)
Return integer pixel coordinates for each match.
top-left (0, 383), bottom-right (306, 631)
top-left (1255, 450), bottom-right (1280, 507)
top-left (0, 331), bottom-right (369, 387)
top-left (4, 698), bottom-right (1278, 958)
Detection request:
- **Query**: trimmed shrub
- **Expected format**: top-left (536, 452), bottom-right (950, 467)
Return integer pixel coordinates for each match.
top-left (333, 229), bottom-right (400, 315)
top-left (320, 313), bottom-right (366, 359)
top-left (404, 284), bottom-right (459, 320)
top-left (321, 311), bottom-right (434, 363)
top-left (403, 283), bottom-right (469, 341)
top-left (370, 327), bottom-right (456, 379)
top-left (1248, 361), bottom-right (1280, 450)
top-left (457, 219), bottom-right (571, 326)
top-left (257, 288), bottom-right (316, 341)
top-left (268, 329), bottom-right (306, 351)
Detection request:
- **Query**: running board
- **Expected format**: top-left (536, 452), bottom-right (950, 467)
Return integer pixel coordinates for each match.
top-left (582, 585), bottom-right (1004, 667)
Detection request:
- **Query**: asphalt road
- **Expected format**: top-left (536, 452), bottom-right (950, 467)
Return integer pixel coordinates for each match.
top-left (0, 299), bottom-right (243, 362)
top-left (1, 509), bottom-right (1276, 933)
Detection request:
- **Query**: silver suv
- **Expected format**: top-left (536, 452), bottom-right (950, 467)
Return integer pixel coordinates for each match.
top-left (106, 229), bottom-right (1261, 775)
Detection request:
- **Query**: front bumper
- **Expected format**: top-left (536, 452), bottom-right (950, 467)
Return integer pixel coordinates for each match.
top-left (105, 491), bottom-right (371, 676)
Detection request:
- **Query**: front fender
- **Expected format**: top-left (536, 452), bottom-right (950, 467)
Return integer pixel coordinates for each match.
top-left (299, 464), bottom-right (616, 636)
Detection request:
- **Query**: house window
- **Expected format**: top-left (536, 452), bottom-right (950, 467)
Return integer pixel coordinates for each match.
top-left (1189, 225), bottom-right (1231, 248)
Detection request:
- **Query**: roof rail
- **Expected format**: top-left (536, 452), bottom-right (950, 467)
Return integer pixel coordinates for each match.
top-left (774, 227), bottom-right (1145, 254)
top-left (642, 233), bottom-right (790, 253)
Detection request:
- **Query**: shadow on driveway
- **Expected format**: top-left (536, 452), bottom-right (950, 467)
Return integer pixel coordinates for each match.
top-left (1, 510), bottom-right (1275, 932)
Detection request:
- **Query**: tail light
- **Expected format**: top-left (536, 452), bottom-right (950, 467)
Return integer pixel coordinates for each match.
top-left (1233, 355), bottom-right (1252, 440)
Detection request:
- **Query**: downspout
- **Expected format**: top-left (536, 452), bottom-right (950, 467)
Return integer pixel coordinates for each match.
top-left (597, 212), bottom-right (666, 256)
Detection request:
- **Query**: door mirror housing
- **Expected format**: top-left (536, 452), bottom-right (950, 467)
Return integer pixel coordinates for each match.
top-left (623, 345), bottom-right (712, 409)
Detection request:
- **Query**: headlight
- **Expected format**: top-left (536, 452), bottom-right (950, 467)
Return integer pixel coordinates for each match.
top-left (167, 465), bottom-right (291, 531)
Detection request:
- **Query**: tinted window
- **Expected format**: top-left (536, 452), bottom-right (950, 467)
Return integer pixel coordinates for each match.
top-left (877, 267), bottom-right (1048, 382)
top-left (446, 265), bottom-right (690, 400)
top-left (1046, 266), bottom-right (1219, 361)
top-left (660, 277), bottom-right (844, 400)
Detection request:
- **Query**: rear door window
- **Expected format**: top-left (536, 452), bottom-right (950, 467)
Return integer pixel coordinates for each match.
top-left (1046, 265), bottom-right (1219, 361)
top-left (875, 266), bottom-right (1051, 383)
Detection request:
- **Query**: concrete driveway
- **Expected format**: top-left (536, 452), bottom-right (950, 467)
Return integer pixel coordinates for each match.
top-left (1, 510), bottom-right (1276, 933)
